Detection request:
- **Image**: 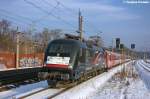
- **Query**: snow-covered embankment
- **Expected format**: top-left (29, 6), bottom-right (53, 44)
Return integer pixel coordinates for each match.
top-left (54, 62), bottom-right (131, 99)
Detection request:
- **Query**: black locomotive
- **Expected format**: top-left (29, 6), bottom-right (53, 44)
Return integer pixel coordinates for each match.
top-left (39, 39), bottom-right (106, 86)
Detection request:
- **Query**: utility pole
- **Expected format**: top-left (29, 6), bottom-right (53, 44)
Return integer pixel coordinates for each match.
top-left (78, 9), bottom-right (83, 42)
top-left (112, 38), bottom-right (115, 66)
top-left (16, 31), bottom-right (20, 69)
top-left (34, 40), bottom-right (38, 67)
top-left (15, 26), bottom-right (24, 68)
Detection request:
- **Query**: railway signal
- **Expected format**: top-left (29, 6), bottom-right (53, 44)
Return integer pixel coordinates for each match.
top-left (131, 44), bottom-right (135, 49)
top-left (131, 43), bottom-right (136, 60)
top-left (116, 38), bottom-right (120, 49)
top-left (130, 44), bottom-right (135, 77)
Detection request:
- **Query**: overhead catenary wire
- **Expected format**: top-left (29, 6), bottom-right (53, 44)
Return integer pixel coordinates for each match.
top-left (0, 9), bottom-right (52, 33)
top-left (52, 0), bottom-right (103, 36)
top-left (0, 8), bottom-right (46, 28)
top-left (55, 0), bottom-right (76, 13)
top-left (0, 12), bottom-right (31, 26)
top-left (42, 0), bottom-right (61, 11)
top-left (0, 1), bottom-right (74, 32)
top-left (32, 0), bottom-right (60, 23)
top-left (0, 0), bottom-right (103, 36)
top-left (39, 0), bottom-right (78, 34)
top-left (42, 0), bottom-right (71, 15)
top-left (24, 0), bottom-right (76, 29)
top-left (38, 0), bottom-right (75, 16)
top-left (27, 0), bottom-right (98, 36)
top-left (0, 8), bottom-right (32, 21)
top-left (0, 13), bottom-right (31, 30)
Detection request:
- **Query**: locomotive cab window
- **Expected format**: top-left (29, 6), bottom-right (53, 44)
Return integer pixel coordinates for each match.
top-left (46, 42), bottom-right (77, 64)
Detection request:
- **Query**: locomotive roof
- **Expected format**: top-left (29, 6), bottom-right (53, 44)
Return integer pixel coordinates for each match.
top-left (50, 39), bottom-right (105, 52)
top-left (50, 39), bottom-right (87, 48)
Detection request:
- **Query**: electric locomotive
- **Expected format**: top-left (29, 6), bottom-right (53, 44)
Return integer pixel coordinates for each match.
top-left (40, 39), bottom-right (106, 86)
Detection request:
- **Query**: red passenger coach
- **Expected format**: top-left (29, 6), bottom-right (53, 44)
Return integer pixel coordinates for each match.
top-left (105, 51), bottom-right (121, 69)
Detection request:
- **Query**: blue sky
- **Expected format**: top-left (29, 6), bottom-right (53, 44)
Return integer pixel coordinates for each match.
top-left (0, 0), bottom-right (150, 51)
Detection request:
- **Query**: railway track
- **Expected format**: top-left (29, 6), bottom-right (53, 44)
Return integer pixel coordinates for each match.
top-left (16, 70), bottom-right (111, 99)
top-left (0, 67), bottom-right (43, 86)
top-left (0, 85), bottom-right (16, 92)
top-left (15, 73), bottom-right (97, 99)
top-left (16, 83), bottom-right (75, 99)
top-left (18, 87), bottom-right (52, 99)
top-left (0, 79), bottom-right (41, 92)
top-left (47, 82), bottom-right (77, 99)
top-left (137, 60), bottom-right (150, 72)
top-left (15, 79), bottom-right (81, 99)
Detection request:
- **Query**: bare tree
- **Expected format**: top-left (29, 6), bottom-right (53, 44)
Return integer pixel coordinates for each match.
top-left (33, 28), bottom-right (64, 52)
top-left (0, 19), bottom-right (64, 53)
top-left (0, 19), bottom-right (11, 35)
top-left (0, 19), bottom-right (15, 52)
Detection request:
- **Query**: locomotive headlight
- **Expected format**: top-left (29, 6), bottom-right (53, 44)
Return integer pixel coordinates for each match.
top-left (68, 65), bottom-right (73, 69)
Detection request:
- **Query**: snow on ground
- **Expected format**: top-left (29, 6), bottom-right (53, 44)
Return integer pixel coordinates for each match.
top-left (88, 60), bottom-right (150, 99)
top-left (88, 76), bottom-right (128, 99)
top-left (53, 62), bottom-right (132, 99)
top-left (24, 88), bottom-right (63, 99)
top-left (0, 80), bottom-right (48, 99)
top-left (1, 61), bottom-right (149, 99)
top-left (135, 60), bottom-right (150, 90)
top-left (89, 76), bottom-right (150, 99)
top-left (126, 78), bottom-right (150, 99)
top-left (146, 60), bottom-right (150, 63)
